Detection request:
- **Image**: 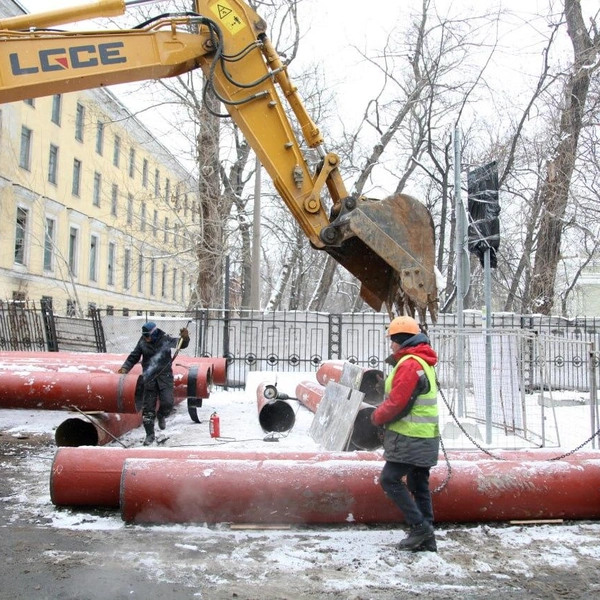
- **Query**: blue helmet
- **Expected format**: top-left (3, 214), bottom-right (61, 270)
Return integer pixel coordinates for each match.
top-left (141, 321), bottom-right (157, 335)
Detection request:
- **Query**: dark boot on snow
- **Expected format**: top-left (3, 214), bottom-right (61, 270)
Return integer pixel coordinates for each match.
top-left (157, 414), bottom-right (167, 430)
top-left (413, 535), bottom-right (437, 553)
top-left (142, 422), bottom-right (155, 446)
top-left (396, 522), bottom-right (434, 551)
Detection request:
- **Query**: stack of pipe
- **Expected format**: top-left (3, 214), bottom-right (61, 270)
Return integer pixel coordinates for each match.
top-left (0, 352), bottom-right (224, 446)
top-left (49, 446), bottom-right (600, 525)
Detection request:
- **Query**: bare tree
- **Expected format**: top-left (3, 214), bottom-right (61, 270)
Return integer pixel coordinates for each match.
top-left (527, 0), bottom-right (599, 314)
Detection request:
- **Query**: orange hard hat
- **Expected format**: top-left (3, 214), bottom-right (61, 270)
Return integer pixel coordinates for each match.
top-left (387, 316), bottom-right (420, 336)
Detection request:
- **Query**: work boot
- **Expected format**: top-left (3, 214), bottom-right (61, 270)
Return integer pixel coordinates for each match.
top-left (142, 422), bottom-right (155, 446)
top-left (396, 522), bottom-right (434, 551)
top-left (413, 535), bottom-right (437, 553)
top-left (157, 414), bottom-right (167, 430)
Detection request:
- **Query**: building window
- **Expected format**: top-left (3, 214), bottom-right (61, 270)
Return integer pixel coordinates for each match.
top-left (137, 253), bottom-right (144, 293)
top-left (124, 248), bottom-right (131, 289)
top-left (48, 144), bottom-right (59, 185)
top-left (154, 169), bottom-right (160, 196)
top-left (172, 268), bottom-right (177, 301)
top-left (113, 135), bottom-right (121, 167)
top-left (24, 98), bottom-right (35, 107)
top-left (75, 102), bottom-right (85, 142)
top-left (107, 242), bottom-right (115, 286)
top-left (66, 299), bottom-right (77, 317)
top-left (68, 226), bottom-right (79, 276)
top-left (128, 147), bottom-right (135, 178)
top-left (161, 264), bottom-right (167, 298)
top-left (51, 95), bottom-right (62, 125)
top-left (106, 305), bottom-right (114, 316)
top-left (173, 224), bottom-right (178, 248)
top-left (165, 178), bottom-right (171, 204)
top-left (41, 296), bottom-right (53, 310)
top-left (89, 235), bottom-right (98, 282)
top-left (127, 194), bottom-right (133, 226)
top-left (72, 159), bottom-right (82, 196)
top-left (163, 217), bottom-right (169, 244)
top-left (111, 184), bottom-right (118, 216)
top-left (19, 126), bottom-right (32, 170)
top-left (150, 258), bottom-right (156, 296)
top-left (87, 302), bottom-right (97, 317)
top-left (95, 121), bottom-right (104, 155)
top-left (14, 207), bottom-right (28, 265)
top-left (153, 209), bottom-right (158, 237)
top-left (93, 172), bottom-right (102, 207)
top-left (142, 159), bottom-right (148, 187)
top-left (122, 307), bottom-right (129, 316)
top-left (141, 202), bottom-right (146, 232)
top-left (44, 217), bottom-right (55, 271)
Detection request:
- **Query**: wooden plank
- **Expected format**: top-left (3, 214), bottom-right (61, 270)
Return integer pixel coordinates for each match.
top-left (309, 381), bottom-right (364, 451)
top-left (509, 519), bottom-right (564, 525)
top-left (229, 524), bottom-right (292, 530)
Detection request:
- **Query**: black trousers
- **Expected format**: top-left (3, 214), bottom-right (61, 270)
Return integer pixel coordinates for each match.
top-left (141, 377), bottom-right (174, 425)
top-left (380, 461), bottom-right (434, 527)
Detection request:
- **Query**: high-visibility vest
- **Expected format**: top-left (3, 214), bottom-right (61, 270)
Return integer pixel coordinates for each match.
top-left (384, 354), bottom-right (439, 438)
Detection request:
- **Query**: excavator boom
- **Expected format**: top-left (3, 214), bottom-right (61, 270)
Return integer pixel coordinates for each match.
top-left (0, 0), bottom-right (438, 321)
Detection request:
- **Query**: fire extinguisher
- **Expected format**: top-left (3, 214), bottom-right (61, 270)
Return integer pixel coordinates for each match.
top-left (209, 411), bottom-right (220, 438)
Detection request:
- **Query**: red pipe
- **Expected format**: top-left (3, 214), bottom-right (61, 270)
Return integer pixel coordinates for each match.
top-left (50, 446), bottom-right (600, 509)
top-left (256, 382), bottom-right (296, 433)
top-left (0, 371), bottom-right (143, 412)
top-left (50, 447), bottom-right (383, 507)
top-left (316, 360), bottom-right (383, 405)
top-left (0, 352), bottom-right (228, 385)
top-left (120, 457), bottom-right (600, 525)
top-left (295, 380), bottom-right (325, 413)
top-left (55, 412), bottom-right (143, 447)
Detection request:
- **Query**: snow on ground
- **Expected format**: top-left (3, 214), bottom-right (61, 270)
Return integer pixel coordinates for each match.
top-left (2, 370), bottom-right (600, 598)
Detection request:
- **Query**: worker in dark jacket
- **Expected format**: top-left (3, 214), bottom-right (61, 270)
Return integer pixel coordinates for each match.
top-left (371, 315), bottom-right (439, 552)
top-left (118, 321), bottom-right (190, 445)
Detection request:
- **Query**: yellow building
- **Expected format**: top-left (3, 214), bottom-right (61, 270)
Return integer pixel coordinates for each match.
top-left (0, 3), bottom-right (199, 316)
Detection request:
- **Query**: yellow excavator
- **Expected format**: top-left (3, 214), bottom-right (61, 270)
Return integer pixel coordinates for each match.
top-left (0, 0), bottom-right (438, 321)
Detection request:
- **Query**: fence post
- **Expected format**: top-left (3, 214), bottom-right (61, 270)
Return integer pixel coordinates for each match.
top-left (328, 314), bottom-right (341, 360)
top-left (590, 341), bottom-right (598, 450)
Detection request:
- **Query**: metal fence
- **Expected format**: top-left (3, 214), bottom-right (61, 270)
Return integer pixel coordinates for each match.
top-left (3, 304), bottom-right (599, 449)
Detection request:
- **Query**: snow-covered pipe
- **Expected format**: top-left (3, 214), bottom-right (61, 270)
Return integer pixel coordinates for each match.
top-left (120, 457), bottom-right (600, 525)
top-left (316, 360), bottom-right (384, 405)
top-left (50, 447), bottom-right (383, 507)
top-left (256, 382), bottom-right (296, 433)
top-left (0, 371), bottom-right (143, 412)
top-left (55, 412), bottom-right (143, 447)
top-left (0, 352), bottom-right (228, 385)
top-left (295, 380), bottom-right (381, 450)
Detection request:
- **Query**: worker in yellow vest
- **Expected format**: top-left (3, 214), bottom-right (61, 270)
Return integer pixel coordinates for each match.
top-left (371, 316), bottom-right (439, 552)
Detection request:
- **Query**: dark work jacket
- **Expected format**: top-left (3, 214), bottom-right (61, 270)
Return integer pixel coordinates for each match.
top-left (120, 329), bottom-right (189, 386)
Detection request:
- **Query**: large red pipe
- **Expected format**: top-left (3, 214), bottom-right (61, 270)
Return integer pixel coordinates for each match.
top-left (0, 361), bottom-right (212, 413)
top-left (50, 447), bottom-right (383, 507)
top-left (55, 412), bottom-right (143, 447)
top-left (0, 371), bottom-right (143, 412)
top-left (256, 382), bottom-right (296, 433)
top-left (50, 446), bottom-right (600, 509)
top-left (0, 352), bottom-right (228, 385)
top-left (120, 457), bottom-right (600, 525)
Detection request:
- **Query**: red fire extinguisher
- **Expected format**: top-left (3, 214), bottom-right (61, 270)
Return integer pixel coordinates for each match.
top-left (209, 411), bottom-right (220, 438)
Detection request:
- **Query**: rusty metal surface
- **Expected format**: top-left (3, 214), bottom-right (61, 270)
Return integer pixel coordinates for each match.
top-left (323, 193), bottom-right (438, 321)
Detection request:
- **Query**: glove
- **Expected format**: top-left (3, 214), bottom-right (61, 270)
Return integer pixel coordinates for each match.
top-left (180, 328), bottom-right (190, 339)
top-left (118, 367), bottom-right (128, 374)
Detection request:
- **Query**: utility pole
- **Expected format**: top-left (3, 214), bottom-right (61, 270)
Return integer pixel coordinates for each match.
top-left (250, 154), bottom-right (261, 310)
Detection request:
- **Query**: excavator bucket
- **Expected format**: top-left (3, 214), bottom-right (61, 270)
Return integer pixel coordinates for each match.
top-left (322, 193), bottom-right (438, 322)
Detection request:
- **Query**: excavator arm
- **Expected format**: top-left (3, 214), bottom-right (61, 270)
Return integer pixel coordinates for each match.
top-left (0, 0), bottom-right (438, 321)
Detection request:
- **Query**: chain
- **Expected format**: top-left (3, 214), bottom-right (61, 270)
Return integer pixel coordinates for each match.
top-left (436, 377), bottom-right (600, 465)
